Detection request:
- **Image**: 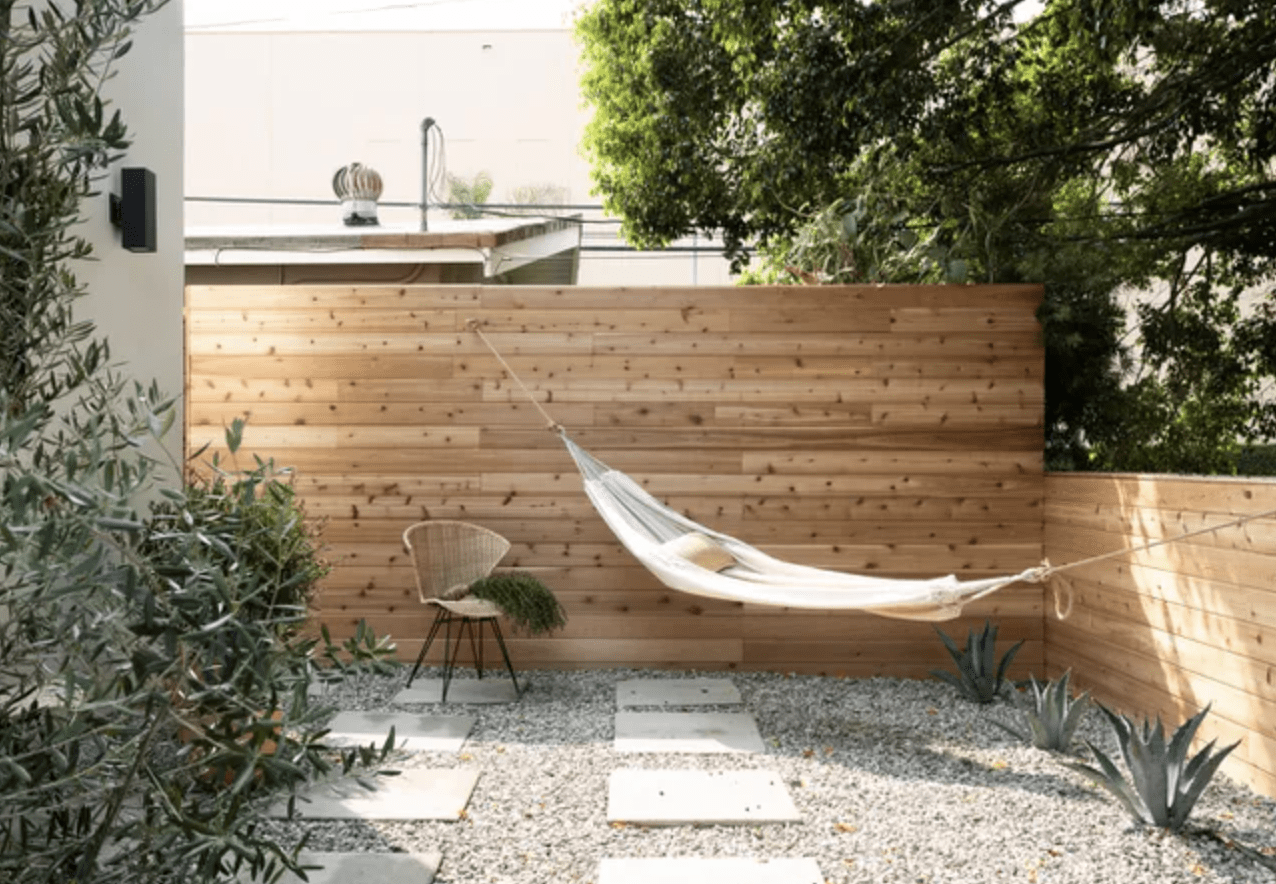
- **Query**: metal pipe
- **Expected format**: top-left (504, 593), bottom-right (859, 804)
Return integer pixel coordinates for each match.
top-left (420, 117), bottom-right (435, 231)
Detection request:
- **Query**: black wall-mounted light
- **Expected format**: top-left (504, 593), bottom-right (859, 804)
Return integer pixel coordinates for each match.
top-left (109, 167), bottom-right (157, 252)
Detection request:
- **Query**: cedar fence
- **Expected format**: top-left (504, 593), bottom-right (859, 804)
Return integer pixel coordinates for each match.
top-left (186, 282), bottom-right (1276, 797)
top-left (186, 283), bottom-right (1046, 678)
top-left (1044, 473), bottom-right (1276, 798)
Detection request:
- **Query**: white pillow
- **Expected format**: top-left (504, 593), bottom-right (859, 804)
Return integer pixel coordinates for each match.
top-left (660, 532), bottom-right (735, 572)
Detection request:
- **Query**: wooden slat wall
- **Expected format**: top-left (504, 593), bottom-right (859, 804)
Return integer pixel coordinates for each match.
top-left (1044, 473), bottom-right (1276, 798)
top-left (186, 284), bottom-right (1046, 677)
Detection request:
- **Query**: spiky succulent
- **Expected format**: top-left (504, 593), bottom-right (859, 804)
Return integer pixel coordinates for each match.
top-left (1067, 703), bottom-right (1239, 831)
top-left (995, 670), bottom-right (1090, 751)
top-left (931, 620), bottom-right (1023, 704)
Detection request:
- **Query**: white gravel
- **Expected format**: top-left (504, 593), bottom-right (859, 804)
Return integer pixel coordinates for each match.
top-left (266, 669), bottom-right (1276, 884)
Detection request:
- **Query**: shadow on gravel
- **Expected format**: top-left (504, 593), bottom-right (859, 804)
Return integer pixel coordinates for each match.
top-left (373, 668), bottom-right (1102, 804)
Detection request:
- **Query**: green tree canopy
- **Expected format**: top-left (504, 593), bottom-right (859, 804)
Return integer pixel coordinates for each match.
top-left (577, 0), bottom-right (1276, 472)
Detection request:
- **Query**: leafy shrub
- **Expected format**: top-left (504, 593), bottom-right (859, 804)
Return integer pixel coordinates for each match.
top-left (737, 191), bottom-right (972, 286)
top-left (1067, 703), bottom-right (1239, 831)
top-left (994, 670), bottom-right (1090, 751)
top-left (2, 406), bottom-right (400, 883)
top-left (143, 422), bottom-right (398, 777)
top-left (1237, 444), bottom-right (1276, 476)
top-left (931, 620), bottom-right (1023, 704)
top-left (143, 418), bottom-right (329, 636)
top-left (447, 171), bottom-right (494, 218)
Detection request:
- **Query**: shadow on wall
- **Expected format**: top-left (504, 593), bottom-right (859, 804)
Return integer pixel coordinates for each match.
top-left (1043, 473), bottom-right (1276, 798)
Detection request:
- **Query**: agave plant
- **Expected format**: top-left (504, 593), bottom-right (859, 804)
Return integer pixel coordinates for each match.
top-left (994, 670), bottom-right (1090, 751)
top-left (1067, 704), bottom-right (1239, 831)
top-left (931, 620), bottom-right (1023, 704)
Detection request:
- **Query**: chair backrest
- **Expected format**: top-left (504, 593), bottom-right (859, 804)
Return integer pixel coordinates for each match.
top-left (402, 520), bottom-right (512, 602)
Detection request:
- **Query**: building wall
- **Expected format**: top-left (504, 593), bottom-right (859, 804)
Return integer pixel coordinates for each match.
top-left (1044, 473), bottom-right (1276, 798)
top-left (183, 28), bottom-right (734, 286)
top-left (76, 0), bottom-right (186, 474)
top-left (186, 282), bottom-right (1047, 677)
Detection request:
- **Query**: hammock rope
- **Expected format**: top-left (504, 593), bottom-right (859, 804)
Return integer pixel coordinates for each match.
top-left (467, 318), bottom-right (564, 435)
top-left (467, 319), bottom-right (1276, 615)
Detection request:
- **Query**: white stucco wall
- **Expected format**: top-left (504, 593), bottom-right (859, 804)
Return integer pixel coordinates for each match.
top-left (184, 25), bottom-right (734, 286)
top-left (75, 0), bottom-right (186, 475)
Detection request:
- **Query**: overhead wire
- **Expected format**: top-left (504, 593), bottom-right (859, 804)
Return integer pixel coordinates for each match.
top-left (185, 195), bottom-right (624, 221)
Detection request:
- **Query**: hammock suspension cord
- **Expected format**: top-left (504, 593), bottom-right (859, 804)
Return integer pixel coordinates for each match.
top-left (467, 318), bottom-right (565, 436)
top-left (466, 319), bottom-right (1276, 604)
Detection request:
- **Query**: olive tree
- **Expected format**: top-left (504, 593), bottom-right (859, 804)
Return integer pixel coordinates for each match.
top-left (2, 5), bottom-right (396, 882)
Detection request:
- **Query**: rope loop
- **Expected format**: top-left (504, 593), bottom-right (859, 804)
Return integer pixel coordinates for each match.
top-left (1051, 575), bottom-right (1075, 620)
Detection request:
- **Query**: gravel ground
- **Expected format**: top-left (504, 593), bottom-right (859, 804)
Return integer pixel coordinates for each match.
top-left (264, 669), bottom-right (1276, 884)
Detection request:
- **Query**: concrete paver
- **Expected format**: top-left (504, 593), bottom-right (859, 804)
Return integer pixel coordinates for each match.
top-left (265, 851), bottom-right (442, 884)
top-left (607, 769), bottom-right (801, 825)
top-left (274, 767), bottom-right (478, 821)
top-left (597, 856), bottom-right (822, 884)
top-left (324, 711), bottom-right (474, 752)
top-left (614, 711), bottom-right (765, 754)
top-left (616, 678), bottom-right (742, 707)
top-left (394, 678), bottom-right (519, 705)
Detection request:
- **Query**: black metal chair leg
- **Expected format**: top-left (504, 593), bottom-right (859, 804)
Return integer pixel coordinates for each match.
top-left (468, 618), bottom-right (485, 679)
top-left (442, 615), bottom-right (465, 702)
top-left (409, 608), bottom-right (522, 702)
top-left (407, 608), bottom-right (448, 688)
top-left (488, 619), bottom-right (521, 697)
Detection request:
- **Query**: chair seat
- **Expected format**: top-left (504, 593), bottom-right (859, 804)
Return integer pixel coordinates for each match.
top-left (428, 597), bottom-right (503, 619)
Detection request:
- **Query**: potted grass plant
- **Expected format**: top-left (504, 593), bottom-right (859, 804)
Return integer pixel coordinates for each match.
top-left (467, 571), bottom-right (568, 636)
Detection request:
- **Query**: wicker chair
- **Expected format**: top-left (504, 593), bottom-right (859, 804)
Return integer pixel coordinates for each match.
top-left (403, 520), bottom-right (521, 700)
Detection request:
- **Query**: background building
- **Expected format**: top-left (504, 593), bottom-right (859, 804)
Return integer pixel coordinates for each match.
top-left (183, 0), bottom-right (735, 286)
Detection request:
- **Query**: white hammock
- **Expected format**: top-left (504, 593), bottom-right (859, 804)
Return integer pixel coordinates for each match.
top-left (561, 435), bottom-right (1046, 621)
top-left (467, 321), bottom-right (1276, 622)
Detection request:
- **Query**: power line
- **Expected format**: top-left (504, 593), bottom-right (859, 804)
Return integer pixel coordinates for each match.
top-left (185, 195), bottom-right (626, 224)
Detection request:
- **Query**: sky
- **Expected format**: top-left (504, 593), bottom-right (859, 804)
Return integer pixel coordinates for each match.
top-left (185, 0), bottom-right (590, 31)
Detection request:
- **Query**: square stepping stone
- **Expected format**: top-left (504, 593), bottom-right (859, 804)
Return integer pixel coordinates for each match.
top-left (608, 769), bottom-right (800, 825)
top-left (614, 711), bottom-right (765, 754)
top-left (324, 711), bottom-right (474, 752)
top-left (307, 676), bottom-right (345, 700)
top-left (598, 857), bottom-right (822, 884)
top-left (394, 678), bottom-right (519, 705)
top-left (275, 767), bottom-right (478, 820)
top-left (264, 851), bottom-right (442, 884)
top-left (616, 678), bottom-right (742, 707)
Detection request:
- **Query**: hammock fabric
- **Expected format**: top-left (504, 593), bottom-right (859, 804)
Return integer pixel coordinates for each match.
top-left (560, 434), bottom-right (1046, 621)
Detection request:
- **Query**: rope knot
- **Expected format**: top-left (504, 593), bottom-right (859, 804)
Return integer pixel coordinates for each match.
top-left (1025, 559), bottom-right (1053, 583)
